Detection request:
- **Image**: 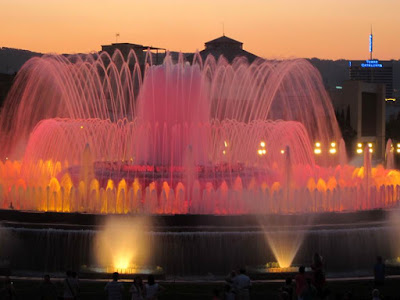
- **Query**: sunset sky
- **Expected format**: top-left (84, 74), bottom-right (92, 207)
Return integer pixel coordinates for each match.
top-left (1, 0), bottom-right (399, 60)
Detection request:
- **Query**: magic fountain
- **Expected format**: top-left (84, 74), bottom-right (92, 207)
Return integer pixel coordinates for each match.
top-left (0, 50), bottom-right (400, 275)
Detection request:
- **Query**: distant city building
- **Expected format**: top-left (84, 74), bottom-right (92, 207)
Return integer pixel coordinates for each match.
top-left (186, 35), bottom-right (259, 63)
top-left (349, 59), bottom-right (394, 100)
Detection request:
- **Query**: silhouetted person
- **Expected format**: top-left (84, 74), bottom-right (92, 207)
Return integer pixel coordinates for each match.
top-left (372, 288), bottom-right (381, 300)
top-left (225, 270), bottom-right (236, 287)
top-left (301, 278), bottom-right (317, 300)
top-left (105, 272), bottom-right (124, 300)
top-left (295, 266), bottom-right (307, 300)
top-left (39, 275), bottom-right (57, 300)
top-left (130, 276), bottom-right (144, 300)
top-left (144, 275), bottom-right (164, 300)
top-left (223, 284), bottom-right (235, 300)
top-left (281, 277), bottom-right (294, 300)
top-left (1, 276), bottom-right (16, 300)
top-left (63, 270), bottom-right (79, 300)
top-left (232, 268), bottom-right (251, 300)
top-left (374, 256), bottom-right (385, 286)
top-left (311, 253), bottom-right (325, 297)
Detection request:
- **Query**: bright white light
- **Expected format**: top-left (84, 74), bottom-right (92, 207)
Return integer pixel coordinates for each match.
top-left (369, 148), bottom-right (373, 153)
top-left (368, 143), bottom-right (373, 148)
top-left (223, 150), bottom-right (226, 155)
top-left (357, 143), bottom-right (362, 148)
top-left (314, 148), bottom-right (322, 154)
top-left (224, 141), bottom-right (228, 147)
top-left (280, 150), bottom-right (285, 154)
top-left (357, 149), bottom-right (363, 154)
top-left (331, 142), bottom-right (336, 147)
top-left (397, 149), bottom-right (400, 154)
top-left (315, 142), bottom-right (321, 148)
top-left (329, 148), bottom-right (337, 154)
top-left (258, 149), bottom-right (263, 155)
top-left (80, 125), bottom-right (84, 129)
top-left (262, 149), bottom-right (267, 154)
top-left (260, 141), bottom-right (266, 148)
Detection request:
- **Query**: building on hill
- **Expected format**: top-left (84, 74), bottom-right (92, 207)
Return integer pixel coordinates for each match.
top-left (186, 35), bottom-right (259, 64)
top-left (101, 43), bottom-right (166, 67)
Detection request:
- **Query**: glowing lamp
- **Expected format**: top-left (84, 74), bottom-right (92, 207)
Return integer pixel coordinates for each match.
top-left (397, 143), bottom-right (400, 148)
top-left (280, 150), bottom-right (285, 154)
top-left (331, 142), bottom-right (336, 147)
top-left (369, 148), bottom-right (373, 153)
top-left (314, 148), bottom-right (322, 154)
top-left (368, 143), bottom-right (373, 148)
top-left (397, 149), bottom-right (400, 154)
top-left (357, 149), bottom-right (363, 154)
top-left (80, 125), bottom-right (84, 129)
top-left (262, 149), bottom-right (266, 154)
top-left (223, 150), bottom-right (226, 155)
top-left (258, 149), bottom-right (263, 155)
top-left (315, 142), bottom-right (321, 148)
top-left (224, 141), bottom-right (228, 147)
top-left (357, 143), bottom-right (362, 148)
top-left (260, 141), bottom-right (266, 148)
top-left (329, 148), bottom-right (337, 154)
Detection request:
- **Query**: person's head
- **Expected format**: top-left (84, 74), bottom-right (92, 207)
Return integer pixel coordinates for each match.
top-left (112, 272), bottom-right (119, 281)
top-left (148, 274), bottom-right (155, 285)
top-left (285, 277), bottom-right (292, 285)
top-left (299, 266), bottom-right (305, 274)
top-left (44, 275), bottom-right (50, 283)
top-left (376, 256), bottom-right (383, 263)
top-left (239, 268), bottom-right (246, 274)
top-left (372, 288), bottom-right (380, 298)
top-left (134, 276), bottom-right (142, 285)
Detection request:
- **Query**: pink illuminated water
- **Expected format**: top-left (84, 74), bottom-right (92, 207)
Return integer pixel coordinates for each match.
top-left (0, 51), bottom-right (399, 215)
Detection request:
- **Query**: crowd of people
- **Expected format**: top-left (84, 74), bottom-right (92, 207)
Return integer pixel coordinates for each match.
top-left (0, 254), bottom-right (389, 300)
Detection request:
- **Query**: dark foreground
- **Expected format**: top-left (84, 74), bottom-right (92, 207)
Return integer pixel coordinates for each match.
top-left (2, 276), bottom-right (400, 300)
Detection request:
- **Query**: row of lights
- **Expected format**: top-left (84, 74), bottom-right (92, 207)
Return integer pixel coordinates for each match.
top-left (314, 142), bottom-right (337, 155)
top-left (356, 142), bottom-right (373, 154)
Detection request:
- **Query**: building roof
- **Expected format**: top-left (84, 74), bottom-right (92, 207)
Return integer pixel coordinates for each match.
top-left (205, 36), bottom-right (243, 47)
top-left (186, 35), bottom-right (259, 64)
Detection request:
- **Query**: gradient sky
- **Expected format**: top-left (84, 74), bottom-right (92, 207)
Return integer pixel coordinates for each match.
top-left (1, 0), bottom-right (399, 60)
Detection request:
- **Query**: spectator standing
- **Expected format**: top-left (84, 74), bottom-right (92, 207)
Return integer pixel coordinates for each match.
top-left (105, 272), bottom-right (124, 300)
top-left (130, 276), bottom-right (144, 300)
top-left (39, 275), bottom-right (58, 300)
top-left (144, 275), bottom-right (164, 300)
top-left (295, 266), bottom-right (307, 300)
top-left (63, 270), bottom-right (79, 300)
top-left (374, 256), bottom-right (385, 287)
top-left (232, 268), bottom-right (251, 300)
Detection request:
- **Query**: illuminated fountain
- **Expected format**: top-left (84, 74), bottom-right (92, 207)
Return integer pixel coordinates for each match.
top-left (0, 50), bottom-right (400, 274)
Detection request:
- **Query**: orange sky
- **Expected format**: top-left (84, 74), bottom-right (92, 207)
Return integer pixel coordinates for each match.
top-left (1, 0), bottom-right (399, 60)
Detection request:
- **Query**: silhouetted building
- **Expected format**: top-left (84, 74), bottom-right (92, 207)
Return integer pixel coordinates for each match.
top-left (331, 80), bottom-right (385, 160)
top-left (187, 35), bottom-right (259, 64)
top-left (101, 43), bottom-right (166, 67)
